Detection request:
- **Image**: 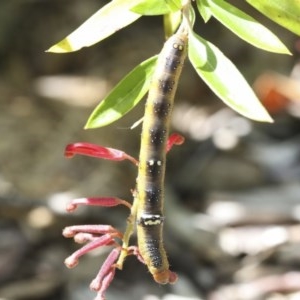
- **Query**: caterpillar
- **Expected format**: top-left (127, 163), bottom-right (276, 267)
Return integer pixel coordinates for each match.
top-left (135, 27), bottom-right (188, 284)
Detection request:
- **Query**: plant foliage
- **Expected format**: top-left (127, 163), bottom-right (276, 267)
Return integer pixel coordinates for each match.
top-left (48, 0), bottom-right (299, 127)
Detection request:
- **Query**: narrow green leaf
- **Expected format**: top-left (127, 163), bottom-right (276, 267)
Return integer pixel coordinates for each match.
top-left (131, 0), bottom-right (182, 15)
top-left (164, 10), bottom-right (182, 38)
top-left (165, 0), bottom-right (182, 12)
top-left (130, 0), bottom-right (171, 15)
top-left (47, 0), bottom-right (141, 53)
top-left (188, 32), bottom-right (273, 122)
top-left (85, 55), bottom-right (158, 129)
top-left (207, 0), bottom-right (291, 54)
top-left (188, 5), bottom-right (196, 28)
top-left (196, 0), bottom-right (212, 23)
top-left (246, 0), bottom-right (300, 36)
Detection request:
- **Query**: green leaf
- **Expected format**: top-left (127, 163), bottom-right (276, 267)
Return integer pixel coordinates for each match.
top-left (130, 0), bottom-right (172, 15)
top-left (188, 32), bottom-right (273, 122)
top-left (165, 0), bottom-right (182, 12)
top-left (196, 0), bottom-right (212, 23)
top-left (130, 0), bottom-right (182, 15)
top-left (188, 5), bottom-right (196, 28)
top-left (163, 10), bottom-right (182, 38)
top-left (85, 55), bottom-right (158, 129)
top-left (246, 0), bottom-right (300, 36)
top-left (207, 0), bottom-right (291, 54)
top-left (47, 0), bottom-right (141, 53)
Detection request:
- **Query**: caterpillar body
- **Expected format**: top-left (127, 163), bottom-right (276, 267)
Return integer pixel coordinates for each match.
top-left (136, 29), bottom-right (188, 284)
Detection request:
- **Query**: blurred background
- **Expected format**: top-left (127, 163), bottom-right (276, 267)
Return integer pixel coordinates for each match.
top-left (1, 1), bottom-right (300, 300)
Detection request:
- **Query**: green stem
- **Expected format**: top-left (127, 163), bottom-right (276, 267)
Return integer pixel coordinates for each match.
top-left (116, 191), bottom-right (139, 269)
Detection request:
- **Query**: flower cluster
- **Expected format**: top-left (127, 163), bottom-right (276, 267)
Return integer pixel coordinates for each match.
top-left (63, 133), bottom-right (184, 299)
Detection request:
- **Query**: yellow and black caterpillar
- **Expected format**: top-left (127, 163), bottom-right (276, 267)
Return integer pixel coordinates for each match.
top-left (136, 28), bottom-right (188, 284)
